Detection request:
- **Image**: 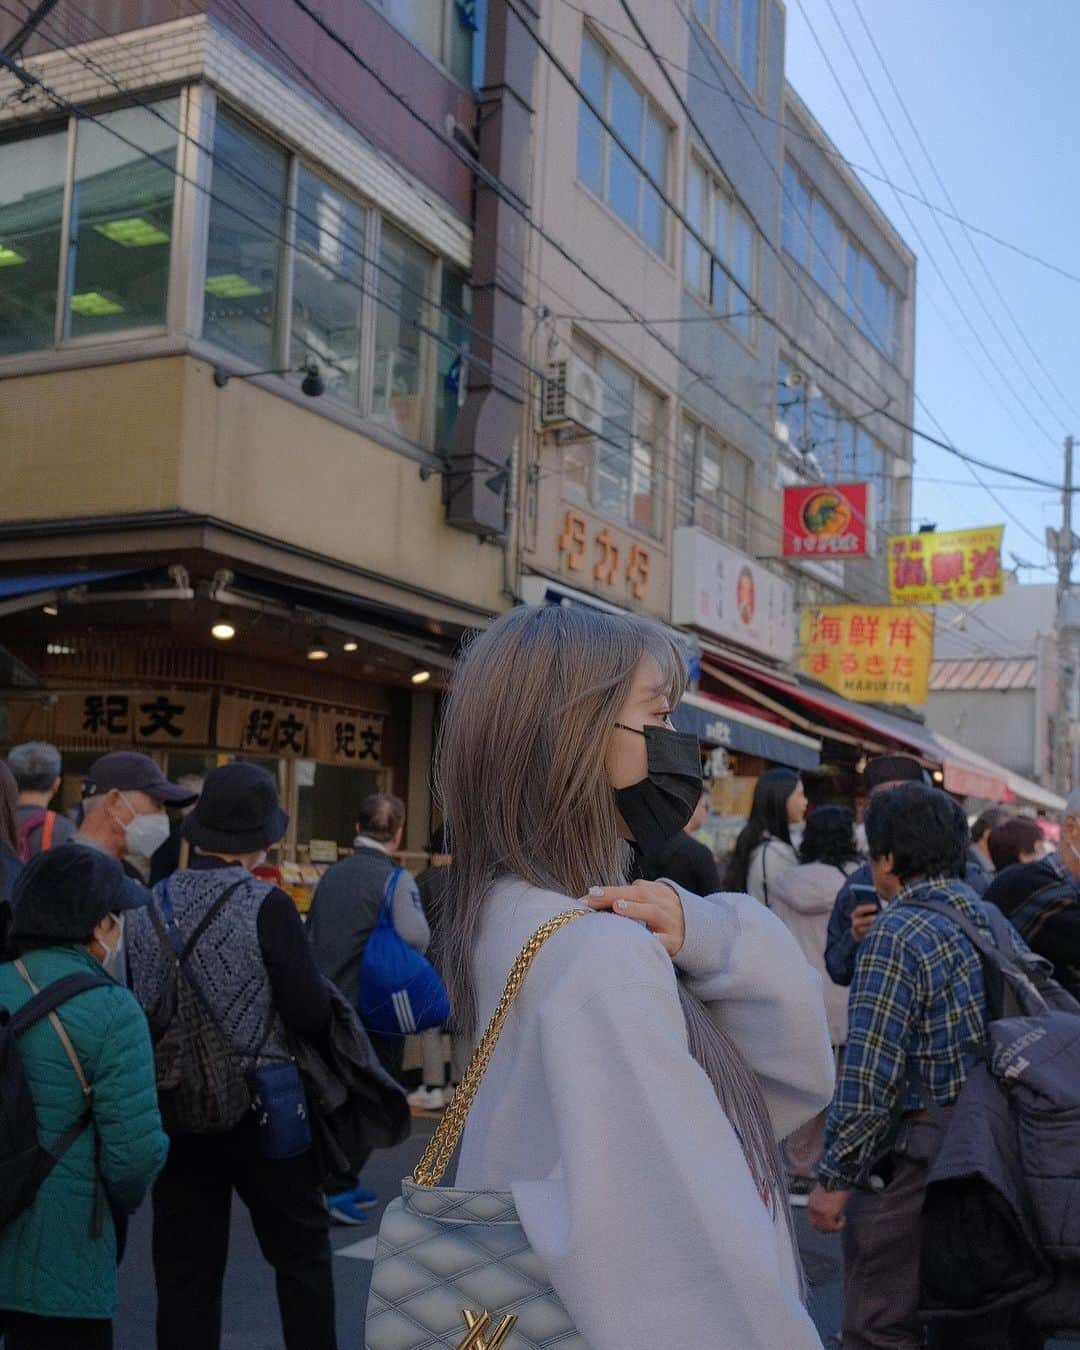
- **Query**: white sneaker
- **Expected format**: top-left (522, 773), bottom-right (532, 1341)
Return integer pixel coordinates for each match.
top-left (407, 1086), bottom-right (447, 1111)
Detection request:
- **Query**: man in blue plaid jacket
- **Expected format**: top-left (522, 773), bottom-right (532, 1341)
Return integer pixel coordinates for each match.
top-left (809, 783), bottom-right (1043, 1350)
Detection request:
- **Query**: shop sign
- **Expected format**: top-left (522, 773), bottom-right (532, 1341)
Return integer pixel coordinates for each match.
top-left (799, 605), bottom-right (933, 704)
top-left (782, 483), bottom-right (870, 558)
top-left (888, 525), bottom-right (1004, 605)
top-left (217, 693), bottom-right (385, 766)
top-left (50, 690), bottom-right (213, 747)
top-left (557, 510), bottom-right (652, 602)
top-left (671, 527), bottom-right (795, 664)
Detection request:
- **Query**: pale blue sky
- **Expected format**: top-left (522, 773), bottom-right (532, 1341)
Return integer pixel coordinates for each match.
top-left (784, 0), bottom-right (1078, 584)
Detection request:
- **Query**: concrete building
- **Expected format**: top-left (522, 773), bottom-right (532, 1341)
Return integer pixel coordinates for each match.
top-left (0, 0), bottom-right (532, 871)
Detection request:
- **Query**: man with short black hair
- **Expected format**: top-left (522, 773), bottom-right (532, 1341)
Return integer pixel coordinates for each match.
top-left (809, 783), bottom-right (1042, 1350)
top-left (8, 741), bottom-right (76, 858)
top-left (970, 805), bottom-right (1011, 885)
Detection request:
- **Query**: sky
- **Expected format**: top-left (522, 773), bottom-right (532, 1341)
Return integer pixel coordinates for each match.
top-left (784, 0), bottom-right (1079, 585)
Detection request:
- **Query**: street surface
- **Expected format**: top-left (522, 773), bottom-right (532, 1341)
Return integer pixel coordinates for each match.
top-left (114, 1110), bottom-right (1072, 1348)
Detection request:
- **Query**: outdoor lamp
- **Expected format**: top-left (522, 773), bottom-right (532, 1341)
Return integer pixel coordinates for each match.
top-left (213, 357), bottom-right (325, 397)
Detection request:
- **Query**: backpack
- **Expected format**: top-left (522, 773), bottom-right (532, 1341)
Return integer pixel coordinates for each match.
top-left (16, 809), bottom-right (56, 863)
top-left (358, 867), bottom-right (449, 1037)
top-left (145, 878), bottom-right (270, 1135)
top-left (0, 961), bottom-right (110, 1230)
top-left (906, 897), bottom-right (1080, 1331)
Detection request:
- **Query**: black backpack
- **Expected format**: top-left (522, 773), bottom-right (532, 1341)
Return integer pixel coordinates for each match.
top-left (0, 962), bottom-right (111, 1230)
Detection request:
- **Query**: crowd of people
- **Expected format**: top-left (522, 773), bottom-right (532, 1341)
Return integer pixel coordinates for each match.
top-left (1, 603), bottom-right (1079, 1349)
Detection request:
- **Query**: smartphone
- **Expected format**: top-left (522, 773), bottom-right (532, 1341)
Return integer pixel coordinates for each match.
top-left (849, 883), bottom-right (881, 912)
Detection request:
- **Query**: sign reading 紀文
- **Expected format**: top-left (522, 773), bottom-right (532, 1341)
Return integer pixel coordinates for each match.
top-left (783, 483), bottom-right (870, 558)
top-left (799, 605), bottom-right (933, 704)
top-left (672, 527), bottom-right (795, 663)
top-left (888, 525), bottom-right (1004, 605)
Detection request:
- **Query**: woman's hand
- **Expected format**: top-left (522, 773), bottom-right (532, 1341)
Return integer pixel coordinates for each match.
top-left (585, 880), bottom-right (686, 956)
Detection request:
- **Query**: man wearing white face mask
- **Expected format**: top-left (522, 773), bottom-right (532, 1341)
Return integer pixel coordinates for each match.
top-left (75, 753), bottom-right (198, 881)
top-left (985, 786), bottom-right (1080, 1000)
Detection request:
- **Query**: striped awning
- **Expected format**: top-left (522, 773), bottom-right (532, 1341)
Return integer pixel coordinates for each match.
top-left (929, 658), bottom-right (1037, 692)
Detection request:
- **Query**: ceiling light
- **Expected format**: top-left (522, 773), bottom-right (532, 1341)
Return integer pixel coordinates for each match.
top-left (0, 244), bottom-right (27, 267)
top-left (41, 604), bottom-right (58, 616)
top-left (307, 633), bottom-right (330, 661)
top-left (46, 642), bottom-right (75, 656)
top-left (94, 217), bottom-right (170, 247)
top-left (410, 668), bottom-right (432, 685)
top-left (343, 641), bottom-right (359, 653)
top-left (932, 769), bottom-right (945, 784)
top-left (70, 290), bottom-right (125, 316)
top-left (211, 620), bottom-right (236, 641)
top-left (205, 273), bottom-right (264, 298)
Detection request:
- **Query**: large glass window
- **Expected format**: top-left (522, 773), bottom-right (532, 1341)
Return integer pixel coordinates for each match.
top-left (289, 166), bottom-right (367, 406)
top-left (566, 335), bottom-right (664, 536)
top-left (436, 263), bottom-right (471, 453)
top-left (576, 32), bottom-right (671, 258)
top-left (684, 156), bottom-right (758, 343)
top-left (66, 102), bottom-right (178, 338)
top-left (0, 126), bottom-right (67, 354)
top-left (205, 111), bottom-right (287, 368)
top-left (694, 0), bottom-right (761, 94)
top-left (371, 221), bottom-right (433, 444)
top-left (679, 415), bottom-right (751, 549)
top-left (380, 0), bottom-right (475, 86)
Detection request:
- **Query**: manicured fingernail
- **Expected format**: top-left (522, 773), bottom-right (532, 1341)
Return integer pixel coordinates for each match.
top-left (614, 898), bottom-right (628, 912)
top-left (588, 886), bottom-right (604, 896)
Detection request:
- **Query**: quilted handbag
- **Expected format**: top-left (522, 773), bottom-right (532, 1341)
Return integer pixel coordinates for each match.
top-left (365, 909), bottom-right (590, 1349)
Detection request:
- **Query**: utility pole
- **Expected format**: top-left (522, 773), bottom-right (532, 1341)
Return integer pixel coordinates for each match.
top-left (1056, 434), bottom-right (1075, 794)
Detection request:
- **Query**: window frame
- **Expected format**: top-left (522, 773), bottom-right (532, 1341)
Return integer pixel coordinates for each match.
top-left (376, 0), bottom-right (475, 89)
top-left (678, 413), bottom-right (752, 551)
top-left (575, 28), bottom-right (672, 261)
top-left (692, 0), bottom-right (763, 99)
top-left (683, 151), bottom-right (758, 347)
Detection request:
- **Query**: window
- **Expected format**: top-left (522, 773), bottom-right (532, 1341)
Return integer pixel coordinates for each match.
top-left (289, 167), bottom-right (367, 406)
top-left (205, 111), bottom-right (287, 368)
top-left (379, 0), bottom-right (476, 85)
top-left (371, 221), bottom-right (434, 444)
top-left (683, 156), bottom-right (757, 341)
top-left (781, 157), bottom-right (900, 361)
top-left (565, 336), bottom-right (664, 535)
top-left (436, 264), bottom-right (471, 453)
top-left (0, 103), bottom-right (178, 355)
top-left (694, 0), bottom-right (761, 93)
top-left (678, 416), bottom-right (752, 550)
top-left (576, 32), bottom-right (671, 257)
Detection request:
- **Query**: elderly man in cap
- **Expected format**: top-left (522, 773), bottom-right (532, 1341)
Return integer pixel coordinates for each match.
top-left (75, 752), bottom-right (198, 879)
top-left (0, 846), bottom-right (167, 1349)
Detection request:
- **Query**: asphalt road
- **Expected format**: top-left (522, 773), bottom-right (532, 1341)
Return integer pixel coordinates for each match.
top-left (113, 1112), bottom-right (1071, 1349)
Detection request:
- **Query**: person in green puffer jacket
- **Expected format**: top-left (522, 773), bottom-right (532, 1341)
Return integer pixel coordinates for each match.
top-left (0, 845), bottom-right (169, 1350)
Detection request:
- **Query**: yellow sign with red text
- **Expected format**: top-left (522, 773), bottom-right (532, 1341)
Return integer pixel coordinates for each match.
top-left (799, 605), bottom-right (933, 704)
top-left (888, 525), bottom-right (1004, 606)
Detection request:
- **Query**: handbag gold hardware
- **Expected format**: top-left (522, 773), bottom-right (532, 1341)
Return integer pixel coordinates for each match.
top-left (412, 909), bottom-right (589, 1187)
top-left (457, 1309), bottom-right (518, 1348)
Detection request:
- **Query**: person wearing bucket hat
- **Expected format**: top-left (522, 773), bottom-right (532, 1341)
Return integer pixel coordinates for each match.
top-left (0, 846), bottom-right (168, 1349)
top-left (124, 763), bottom-right (335, 1350)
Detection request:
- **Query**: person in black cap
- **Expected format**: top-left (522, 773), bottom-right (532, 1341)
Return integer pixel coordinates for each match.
top-left (124, 762), bottom-right (335, 1350)
top-left (76, 752), bottom-right (199, 880)
top-left (0, 847), bottom-right (168, 1350)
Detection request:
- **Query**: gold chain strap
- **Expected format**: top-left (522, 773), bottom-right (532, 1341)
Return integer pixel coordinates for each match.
top-left (412, 909), bottom-right (589, 1188)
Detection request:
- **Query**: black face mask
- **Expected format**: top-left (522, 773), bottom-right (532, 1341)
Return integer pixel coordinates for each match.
top-left (612, 723), bottom-right (704, 858)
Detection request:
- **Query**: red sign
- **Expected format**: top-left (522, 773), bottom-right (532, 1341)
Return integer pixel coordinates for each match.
top-left (782, 483), bottom-right (870, 558)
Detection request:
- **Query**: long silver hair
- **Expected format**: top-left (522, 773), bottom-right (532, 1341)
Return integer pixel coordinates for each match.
top-left (434, 604), bottom-right (803, 1286)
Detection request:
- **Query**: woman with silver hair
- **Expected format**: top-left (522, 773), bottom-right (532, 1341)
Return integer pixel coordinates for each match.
top-left (432, 604), bottom-right (832, 1349)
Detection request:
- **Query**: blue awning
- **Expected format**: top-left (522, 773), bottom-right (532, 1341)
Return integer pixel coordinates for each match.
top-left (673, 693), bottom-right (821, 771)
top-left (0, 570), bottom-right (135, 599)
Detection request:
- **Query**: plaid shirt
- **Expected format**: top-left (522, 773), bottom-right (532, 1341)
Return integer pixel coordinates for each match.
top-left (817, 876), bottom-right (1031, 1190)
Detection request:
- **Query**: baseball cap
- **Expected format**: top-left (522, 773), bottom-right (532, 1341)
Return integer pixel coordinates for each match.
top-left (11, 845), bottom-right (149, 944)
top-left (863, 754), bottom-right (927, 792)
top-left (83, 751), bottom-right (200, 806)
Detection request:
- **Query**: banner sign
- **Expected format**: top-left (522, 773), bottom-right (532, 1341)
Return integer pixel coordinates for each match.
top-left (782, 483), bottom-right (870, 558)
top-left (888, 525), bottom-right (1004, 605)
top-left (30, 690), bottom-right (214, 749)
top-left (672, 527), bottom-right (795, 663)
top-left (217, 692), bottom-right (385, 766)
top-left (799, 605), bottom-right (933, 704)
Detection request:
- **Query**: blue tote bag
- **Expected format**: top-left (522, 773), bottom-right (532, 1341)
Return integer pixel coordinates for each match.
top-left (358, 867), bottom-right (450, 1037)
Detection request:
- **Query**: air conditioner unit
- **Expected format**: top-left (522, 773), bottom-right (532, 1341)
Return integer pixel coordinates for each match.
top-left (542, 356), bottom-right (604, 436)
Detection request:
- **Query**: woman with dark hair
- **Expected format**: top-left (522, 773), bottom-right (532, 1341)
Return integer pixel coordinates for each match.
top-left (770, 806), bottom-right (862, 1200)
top-left (399, 604), bottom-right (832, 1349)
top-left (723, 767), bottom-right (807, 903)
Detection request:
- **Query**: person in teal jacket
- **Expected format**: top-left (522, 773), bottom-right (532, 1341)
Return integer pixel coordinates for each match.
top-left (0, 845), bottom-right (168, 1350)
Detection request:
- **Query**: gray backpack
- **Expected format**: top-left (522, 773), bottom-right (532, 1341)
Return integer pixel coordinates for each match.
top-left (907, 897), bottom-right (1080, 1333)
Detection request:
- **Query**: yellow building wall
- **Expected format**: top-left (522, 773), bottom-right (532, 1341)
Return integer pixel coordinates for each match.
top-left (0, 356), bottom-right (505, 614)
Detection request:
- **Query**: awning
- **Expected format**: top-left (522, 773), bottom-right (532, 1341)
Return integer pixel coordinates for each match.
top-left (0, 570), bottom-right (140, 618)
top-left (674, 691), bottom-right (821, 771)
top-left (932, 732), bottom-right (1065, 812)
